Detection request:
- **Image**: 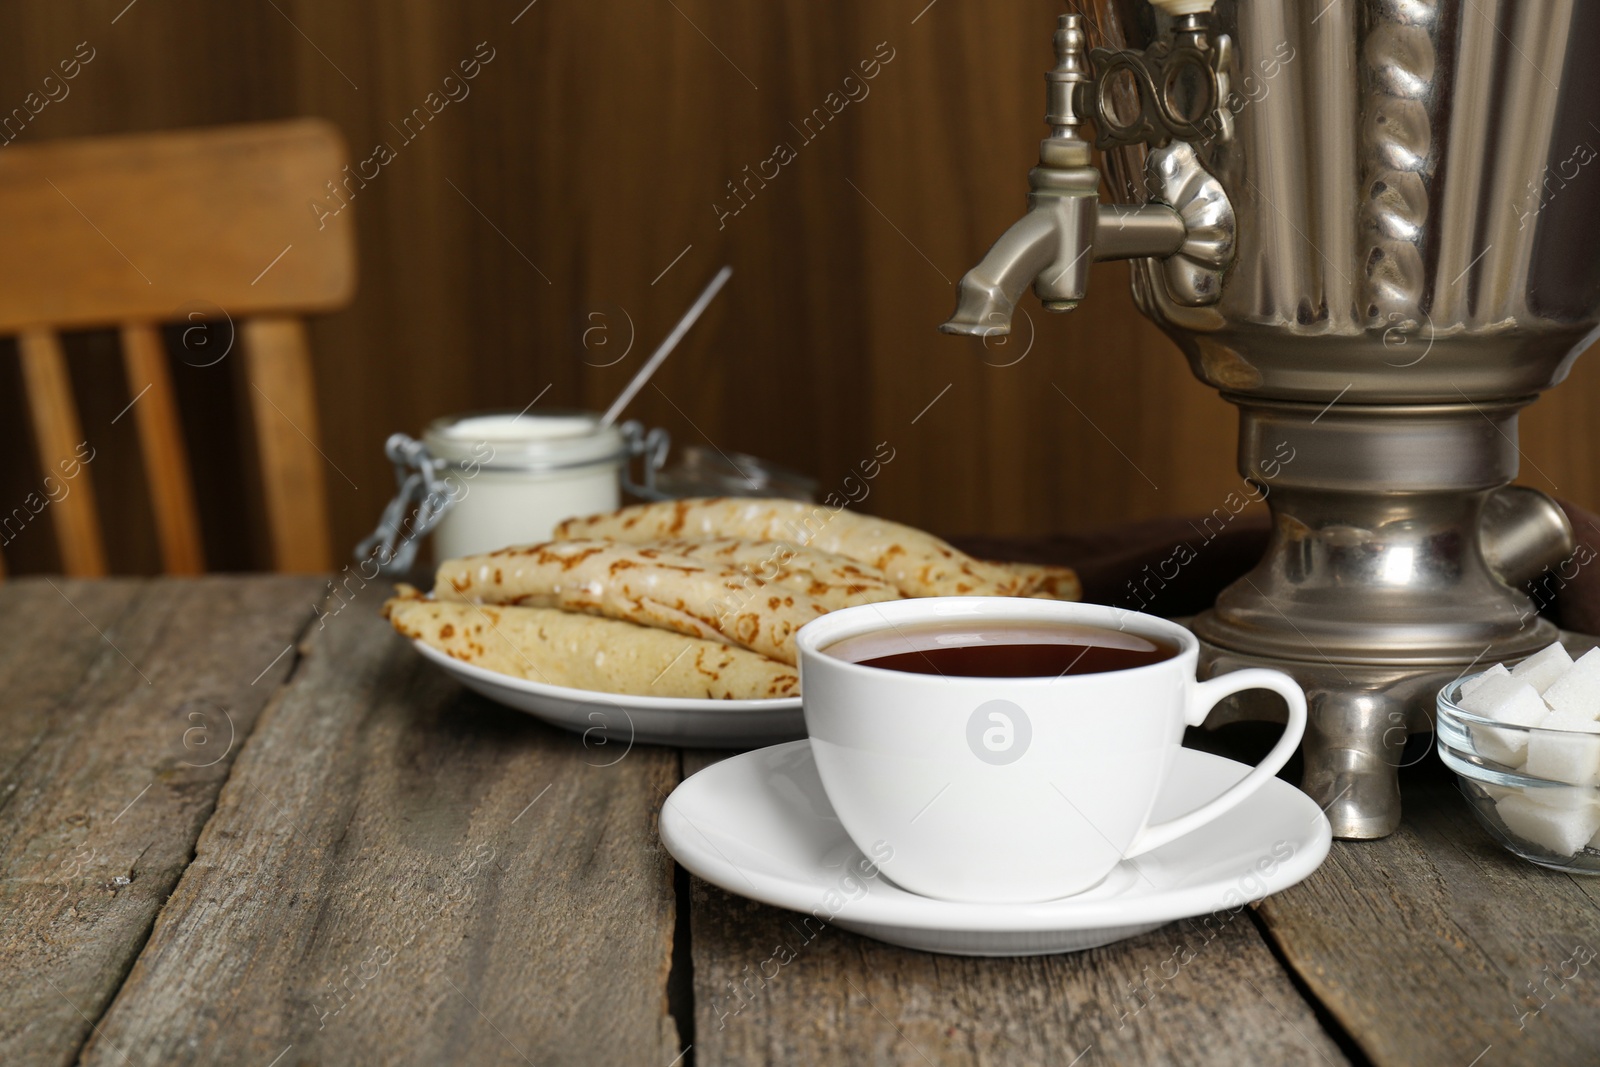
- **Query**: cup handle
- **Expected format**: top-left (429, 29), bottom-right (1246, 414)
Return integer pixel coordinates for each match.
top-left (1122, 668), bottom-right (1308, 859)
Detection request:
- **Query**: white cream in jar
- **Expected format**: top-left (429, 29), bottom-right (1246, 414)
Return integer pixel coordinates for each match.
top-left (424, 411), bottom-right (627, 560)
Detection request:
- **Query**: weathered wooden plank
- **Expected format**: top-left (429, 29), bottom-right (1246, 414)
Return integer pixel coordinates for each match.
top-left (0, 576), bottom-right (320, 1067)
top-left (681, 752), bottom-right (1349, 1067)
top-left (83, 601), bottom-right (682, 1066)
top-left (687, 886), bottom-right (1350, 1067)
top-left (0, 580), bottom-right (141, 787)
top-left (1258, 769), bottom-right (1600, 1067)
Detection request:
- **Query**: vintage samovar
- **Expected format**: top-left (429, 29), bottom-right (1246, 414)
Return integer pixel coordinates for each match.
top-left (943, 0), bottom-right (1600, 837)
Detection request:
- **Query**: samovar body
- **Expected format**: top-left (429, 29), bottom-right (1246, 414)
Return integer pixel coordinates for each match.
top-left (944, 0), bottom-right (1600, 836)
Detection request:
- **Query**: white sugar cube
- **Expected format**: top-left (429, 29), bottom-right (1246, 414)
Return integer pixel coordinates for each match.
top-left (1471, 728), bottom-right (1526, 767)
top-left (1511, 642), bottom-right (1573, 694)
top-left (1460, 675), bottom-right (1548, 724)
top-left (1590, 822), bottom-right (1600, 852)
top-left (1543, 705), bottom-right (1600, 732)
top-left (1541, 647), bottom-right (1600, 720)
top-left (1495, 789), bottom-right (1600, 857)
top-left (1460, 675), bottom-right (1549, 765)
top-left (1526, 708), bottom-right (1600, 785)
top-left (1460, 663), bottom-right (1510, 698)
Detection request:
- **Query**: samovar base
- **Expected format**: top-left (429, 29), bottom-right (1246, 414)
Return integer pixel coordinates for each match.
top-left (1180, 398), bottom-right (1585, 839)
top-left (1195, 631), bottom-right (1600, 839)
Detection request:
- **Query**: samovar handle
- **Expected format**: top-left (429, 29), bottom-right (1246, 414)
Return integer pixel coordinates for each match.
top-left (1479, 486), bottom-right (1577, 590)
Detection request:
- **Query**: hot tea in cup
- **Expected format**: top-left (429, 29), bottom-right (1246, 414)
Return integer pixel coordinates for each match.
top-left (825, 620), bottom-right (1180, 677)
top-left (795, 598), bottom-right (1307, 904)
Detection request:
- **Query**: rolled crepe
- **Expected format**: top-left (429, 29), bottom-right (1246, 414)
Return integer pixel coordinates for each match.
top-left (996, 561), bottom-right (1082, 602)
top-left (634, 537), bottom-right (901, 610)
top-left (554, 498), bottom-right (1078, 600)
top-left (384, 593), bottom-right (799, 700)
top-left (432, 540), bottom-right (829, 665)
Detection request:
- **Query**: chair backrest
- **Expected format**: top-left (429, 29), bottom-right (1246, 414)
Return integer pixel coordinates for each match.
top-left (0, 118), bottom-right (355, 575)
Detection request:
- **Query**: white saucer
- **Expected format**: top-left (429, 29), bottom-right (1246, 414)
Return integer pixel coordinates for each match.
top-left (660, 740), bottom-right (1331, 956)
top-left (412, 640), bottom-right (804, 748)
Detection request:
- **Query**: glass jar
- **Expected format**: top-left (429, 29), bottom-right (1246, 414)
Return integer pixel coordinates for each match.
top-left (423, 410), bottom-right (629, 560)
top-left (357, 410), bottom-right (666, 574)
top-left (652, 444), bottom-right (816, 502)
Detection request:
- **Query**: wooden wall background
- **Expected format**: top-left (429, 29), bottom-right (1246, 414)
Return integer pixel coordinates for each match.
top-left (1, 0), bottom-right (1598, 574)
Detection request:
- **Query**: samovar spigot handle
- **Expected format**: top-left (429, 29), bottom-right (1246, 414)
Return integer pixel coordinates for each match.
top-left (940, 4), bottom-right (1234, 338)
top-left (1045, 13), bottom-right (1092, 142)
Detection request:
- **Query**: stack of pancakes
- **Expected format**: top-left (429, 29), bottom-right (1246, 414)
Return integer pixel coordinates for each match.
top-left (385, 498), bottom-right (1079, 700)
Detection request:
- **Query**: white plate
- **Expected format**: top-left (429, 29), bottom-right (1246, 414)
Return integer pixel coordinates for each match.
top-left (660, 740), bottom-right (1331, 956)
top-left (412, 640), bottom-right (804, 748)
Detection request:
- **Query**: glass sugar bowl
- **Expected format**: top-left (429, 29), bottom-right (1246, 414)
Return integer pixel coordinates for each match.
top-left (1436, 675), bottom-right (1600, 874)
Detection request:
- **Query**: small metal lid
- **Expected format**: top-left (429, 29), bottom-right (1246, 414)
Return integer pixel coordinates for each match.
top-left (422, 409), bottom-right (628, 473)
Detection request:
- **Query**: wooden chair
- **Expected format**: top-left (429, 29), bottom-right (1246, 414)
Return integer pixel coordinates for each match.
top-left (0, 119), bottom-right (355, 576)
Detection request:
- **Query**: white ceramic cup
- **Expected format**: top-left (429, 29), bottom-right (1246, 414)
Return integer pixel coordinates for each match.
top-left (795, 597), bottom-right (1307, 904)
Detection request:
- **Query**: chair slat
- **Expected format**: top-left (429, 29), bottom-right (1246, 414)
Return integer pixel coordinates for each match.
top-left (17, 329), bottom-right (107, 576)
top-left (243, 316), bottom-right (333, 573)
top-left (121, 324), bottom-right (205, 574)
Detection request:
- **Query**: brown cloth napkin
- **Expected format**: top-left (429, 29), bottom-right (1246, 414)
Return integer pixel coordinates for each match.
top-left (956, 501), bottom-right (1600, 637)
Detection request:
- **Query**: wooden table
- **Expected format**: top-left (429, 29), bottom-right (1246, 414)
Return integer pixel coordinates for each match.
top-left (4, 576), bottom-right (1598, 1066)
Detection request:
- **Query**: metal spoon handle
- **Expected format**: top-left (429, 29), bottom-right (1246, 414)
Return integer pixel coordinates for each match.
top-left (601, 265), bottom-right (733, 427)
